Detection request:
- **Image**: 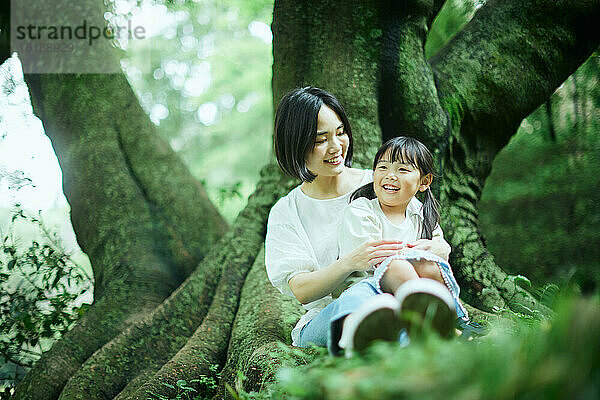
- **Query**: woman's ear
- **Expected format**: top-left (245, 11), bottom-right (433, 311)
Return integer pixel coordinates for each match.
top-left (419, 173), bottom-right (433, 192)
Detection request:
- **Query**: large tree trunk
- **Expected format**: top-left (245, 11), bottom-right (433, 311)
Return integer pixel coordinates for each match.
top-left (3, 27), bottom-right (229, 400)
top-left (4, 0), bottom-right (599, 399)
top-left (11, 71), bottom-right (228, 400)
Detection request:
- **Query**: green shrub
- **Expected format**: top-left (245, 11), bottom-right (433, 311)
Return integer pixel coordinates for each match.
top-left (0, 207), bottom-right (92, 393)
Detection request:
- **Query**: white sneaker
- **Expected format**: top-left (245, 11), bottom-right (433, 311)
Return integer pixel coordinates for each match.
top-left (338, 294), bottom-right (403, 358)
top-left (394, 278), bottom-right (456, 339)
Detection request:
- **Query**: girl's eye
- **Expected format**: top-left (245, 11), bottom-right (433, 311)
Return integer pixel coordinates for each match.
top-left (315, 138), bottom-right (326, 144)
top-left (337, 130), bottom-right (346, 136)
top-left (377, 165), bottom-right (387, 170)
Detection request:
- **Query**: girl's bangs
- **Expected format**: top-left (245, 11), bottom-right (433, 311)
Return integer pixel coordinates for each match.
top-left (377, 141), bottom-right (420, 168)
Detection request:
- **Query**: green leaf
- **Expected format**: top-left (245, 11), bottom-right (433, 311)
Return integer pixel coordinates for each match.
top-left (22, 314), bottom-right (34, 331)
top-left (145, 390), bottom-right (169, 400)
top-left (514, 275), bottom-right (532, 287)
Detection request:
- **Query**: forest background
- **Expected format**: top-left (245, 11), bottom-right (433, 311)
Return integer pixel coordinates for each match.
top-left (0, 0), bottom-right (598, 397)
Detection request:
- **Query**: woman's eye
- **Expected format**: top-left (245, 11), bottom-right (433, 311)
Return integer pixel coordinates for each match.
top-left (315, 139), bottom-right (326, 144)
top-left (337, 130), bottom-right (346, 136)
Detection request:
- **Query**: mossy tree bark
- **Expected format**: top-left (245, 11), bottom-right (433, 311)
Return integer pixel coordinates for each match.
top-left (2, 5), bottom-right (227, 396)
top-left (429, 0), bottom-right (599, 311)
top-left (11, 70), bottom-right (229, 400)
top-left (2, 0), bottom-right (599, 399)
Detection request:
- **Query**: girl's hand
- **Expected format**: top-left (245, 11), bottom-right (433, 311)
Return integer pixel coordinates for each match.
top-left (343, 240), bottom-right (406, 272)
top-left (406, 238), bottom-right (451, 260)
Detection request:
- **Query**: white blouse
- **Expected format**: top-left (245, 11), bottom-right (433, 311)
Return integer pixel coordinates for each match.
top-left (338, 196), bottom-right (444, 259)
top-left (265, 170), bottom-right (373, 346)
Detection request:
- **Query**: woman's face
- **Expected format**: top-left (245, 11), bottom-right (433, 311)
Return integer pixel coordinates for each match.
top-left (304, 105), bottom-right (350, 179)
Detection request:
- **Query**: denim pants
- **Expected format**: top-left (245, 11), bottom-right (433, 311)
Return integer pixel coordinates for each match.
top-left (297, 249), bottom-right (467, 355)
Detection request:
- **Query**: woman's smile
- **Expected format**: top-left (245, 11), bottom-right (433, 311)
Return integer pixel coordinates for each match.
top-left (325, 154), bottom-right (343, 165)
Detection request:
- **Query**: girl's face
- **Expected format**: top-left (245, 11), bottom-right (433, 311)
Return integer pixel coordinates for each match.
top-left (373, 150), bottom-right (432, 211)
top-left (304, 105), bottom-right (349, 179)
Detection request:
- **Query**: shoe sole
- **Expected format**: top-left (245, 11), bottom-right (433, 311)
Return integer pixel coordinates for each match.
top-left (338, 294), bottom-right (402, 357)
top-left (395, 279), bottom-right (456, 339)
top-left (352, 306), bottom-right (404, 352)
top-left (400, 292), bottom-right (455, 338)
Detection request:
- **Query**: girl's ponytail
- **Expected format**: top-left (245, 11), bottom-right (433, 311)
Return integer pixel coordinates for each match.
top-left (421, 187), bottom-right (440, 240)
top-left (349, 182), bottom-right (376, 203)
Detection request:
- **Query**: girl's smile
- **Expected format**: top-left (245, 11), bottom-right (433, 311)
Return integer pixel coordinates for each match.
top-left (324, 154), bottom-right (343, 165)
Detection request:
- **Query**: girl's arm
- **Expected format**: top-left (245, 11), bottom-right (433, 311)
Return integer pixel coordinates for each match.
top-left (406, 222), bottom-right (451, 260)
top-left (406, 237), bottom-right (451, 260)
top-left (289, 240), bottom-right (405, 304)
top-left (290, 198), bottom-right (404, 304)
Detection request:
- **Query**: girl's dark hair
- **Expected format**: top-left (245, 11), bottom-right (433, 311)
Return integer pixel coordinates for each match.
top-left (273, 87), bottom-right (354, 182)
top-left (350, 136), bottom-right (440, 239)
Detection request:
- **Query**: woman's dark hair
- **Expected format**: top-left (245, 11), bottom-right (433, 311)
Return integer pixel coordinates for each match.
top-left (274, 87), bottom-right (354, 182)
top-left (350, 136), bottom-right (440, 239)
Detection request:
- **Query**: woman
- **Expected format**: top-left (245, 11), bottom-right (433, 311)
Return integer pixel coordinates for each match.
top-left (265, 87), bottom-right (452, 355)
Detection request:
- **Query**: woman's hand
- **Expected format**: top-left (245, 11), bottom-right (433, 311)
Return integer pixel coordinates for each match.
top-left (289, 240), bottom-right (407, 304)
top-left (406, 237), bottom-right (451, 261)
top-left (343, 240), bottom-right (407, 272)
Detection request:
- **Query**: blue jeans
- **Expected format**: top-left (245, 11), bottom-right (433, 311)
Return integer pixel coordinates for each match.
top-left (297, 249), bottom-right (468, 355)
top-left (298, 279), bottom-right (381, 355)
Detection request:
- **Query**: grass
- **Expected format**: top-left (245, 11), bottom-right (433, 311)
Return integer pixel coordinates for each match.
top-left (238, 294), bottom-right (599, 400)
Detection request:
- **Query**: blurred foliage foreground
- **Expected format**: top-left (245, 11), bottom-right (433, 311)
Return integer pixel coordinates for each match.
top-left (243, 295), bottom-right (600, 400)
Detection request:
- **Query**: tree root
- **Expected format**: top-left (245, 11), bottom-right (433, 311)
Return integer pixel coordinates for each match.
top-left (13, 287), bottom-right (161, 400)
top-left (444, 197), bottom-right (551, 317)
top-left (51, 165), bottom-right (295, 400)
top-left (125, 243), bottom-right (261, 400)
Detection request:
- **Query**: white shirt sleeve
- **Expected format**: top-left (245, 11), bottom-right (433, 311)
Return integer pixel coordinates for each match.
top-left (432, 223), bottom-right (444, 239)
top-left (265, 205), bottom-right (317, 297)
top-left (338, 198), bottom-right (382, 258)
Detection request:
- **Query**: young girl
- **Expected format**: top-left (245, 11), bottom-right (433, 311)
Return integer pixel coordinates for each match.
top-left (336, 136), bottom-right (469, 354)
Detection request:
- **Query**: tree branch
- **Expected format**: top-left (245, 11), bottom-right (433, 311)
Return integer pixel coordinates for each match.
top-left (431, 0), bottom-right (600, 146)
top-left (377, 0), bottom-right (451, 170)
